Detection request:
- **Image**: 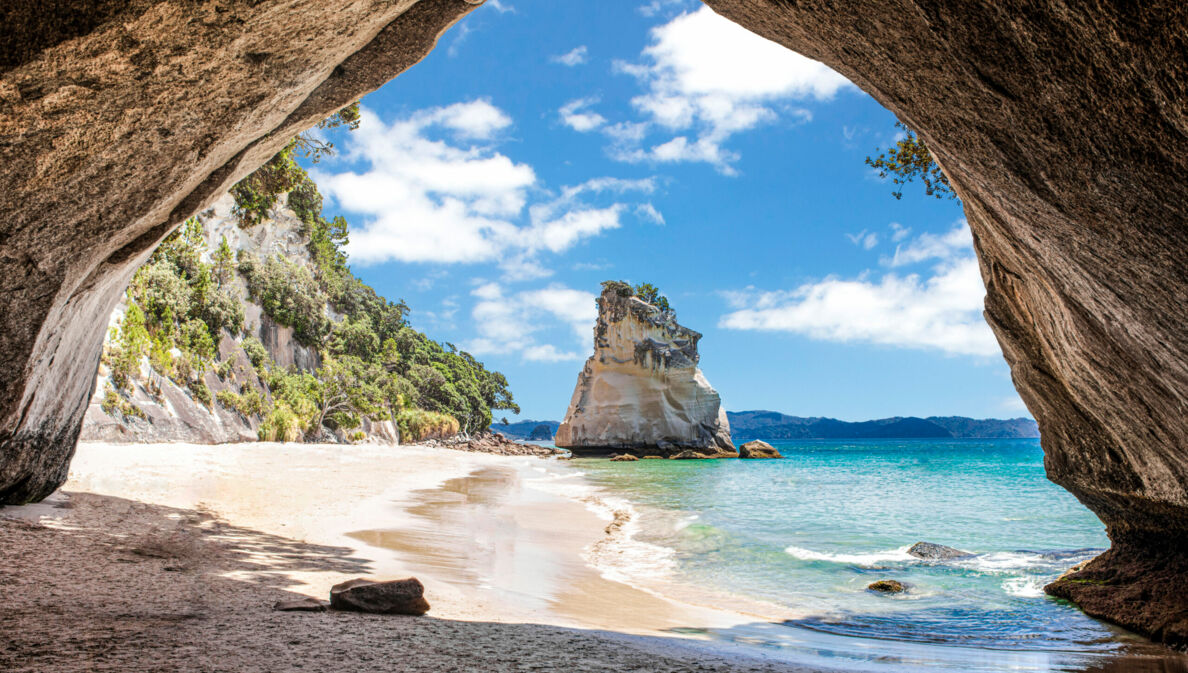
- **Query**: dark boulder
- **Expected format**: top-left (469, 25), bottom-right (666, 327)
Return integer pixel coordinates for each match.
top-left (738, 440), bottom-right (782, 459)
top-left (329, 577), bottom-right (430, 616)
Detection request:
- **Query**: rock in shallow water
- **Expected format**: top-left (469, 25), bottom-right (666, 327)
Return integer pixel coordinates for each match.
top-left (738, 440), bottom-right (782, 459)
top-left (329, 578), bottom-right (430, 616)
top-left (867, 580), bottom-right (906, 593)
top-left (907, 542), bottom-right (974, 560)
top-left (610, 454), bottom-right (639, 462)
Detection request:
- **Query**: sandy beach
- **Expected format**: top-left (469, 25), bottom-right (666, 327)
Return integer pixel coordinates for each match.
top-left (0, 441), bottom-right (820, 673)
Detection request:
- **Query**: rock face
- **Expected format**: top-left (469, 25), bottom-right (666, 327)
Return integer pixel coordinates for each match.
top-left (329, 577), bottom-right (430, 616)
top-left (2, 0), bottom-right (1188, 647)
top-left (554, 283), bottom-right (734, 458)
top-left (738, 440), bottom-right (782, 459)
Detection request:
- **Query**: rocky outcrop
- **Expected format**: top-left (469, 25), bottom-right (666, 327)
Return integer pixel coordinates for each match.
top-left (867, 580), bottom-right (906, 594)
top-left (418, 432), bottom-right (562, 457)
top-left (0, 0), bottom-right (477, 505)
top-left (2, 0), bottom-right (1187, 646)
top-left (738, 440), bottom-right (782, 459)
top-left (329, 577), bottom-right (430, 616)
top-left (555, 283), bottom-right (734, 458)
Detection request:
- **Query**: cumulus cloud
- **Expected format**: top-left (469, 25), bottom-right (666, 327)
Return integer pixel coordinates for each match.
top-left (552, 45), bottom-right (588, 66)
top-left (602, 6), bottom-right (852, 173)
top-left (720, 221), bottom-right (998, 357)
top-left (559, 97), bottom-right (607, 132)
top-left (316, 102), bottom-right (653, 274)
top-left (466, 283), bottom-right (596, 362)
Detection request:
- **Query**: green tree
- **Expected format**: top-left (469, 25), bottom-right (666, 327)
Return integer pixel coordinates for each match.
top-left (865, 122), bottom-right (955, 200)
top-left (632, 282), bottom-right (670, 312)
top-left (212, 236), bottom-right (235, 287)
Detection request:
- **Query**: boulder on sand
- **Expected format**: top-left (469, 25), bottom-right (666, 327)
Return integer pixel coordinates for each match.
top-left (738, 440), bottom-right (782, 459)
top-left (329, 578), bottom-right (430, 615)
top-left (907, 541), bottom-right (974, 560)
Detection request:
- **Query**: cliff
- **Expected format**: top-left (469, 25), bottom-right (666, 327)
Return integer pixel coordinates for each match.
top-left (554, 283), bottom-right (734, 458)
top-left (79, 192), bottom-right (397, 445)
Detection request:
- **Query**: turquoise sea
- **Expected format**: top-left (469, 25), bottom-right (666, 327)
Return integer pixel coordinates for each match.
top-left (571, 439), bottom-right (1188, 672)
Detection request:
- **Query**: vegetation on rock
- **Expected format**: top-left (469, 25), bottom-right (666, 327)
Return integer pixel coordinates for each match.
top-left (865, 122), bottom-right (955, 200)
top-left (600, 280), bottom-right (671, 312)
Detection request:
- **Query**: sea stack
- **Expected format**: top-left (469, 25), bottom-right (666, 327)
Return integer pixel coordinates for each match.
top-left (555, 282), bottom-right (735, 458)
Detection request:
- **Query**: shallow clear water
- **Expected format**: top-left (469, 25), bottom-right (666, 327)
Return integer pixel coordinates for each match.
top-left (571, 439), bottom-right (1165, 665)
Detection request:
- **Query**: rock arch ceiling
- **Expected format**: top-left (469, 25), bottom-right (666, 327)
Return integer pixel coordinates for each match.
top-left (1, 0), bottom-right (1185, 646)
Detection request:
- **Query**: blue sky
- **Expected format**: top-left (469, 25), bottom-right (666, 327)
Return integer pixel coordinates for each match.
top-left (305, 0), bottom-right (1029, 423)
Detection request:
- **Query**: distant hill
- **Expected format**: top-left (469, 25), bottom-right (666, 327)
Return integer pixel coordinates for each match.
top-left (726, 411), bottom-right (1039, 440)
top-left (491, 413), bottom-right (1037, 442)
top-left (491, 420), bottom-right (560, 441)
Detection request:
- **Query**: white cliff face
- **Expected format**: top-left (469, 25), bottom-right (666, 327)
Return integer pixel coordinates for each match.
top-left (555, 284), bottom-right (734, 457)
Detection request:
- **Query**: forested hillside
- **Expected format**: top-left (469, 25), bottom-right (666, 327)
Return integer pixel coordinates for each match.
top-left (89, 122), bottom-right (518, 444)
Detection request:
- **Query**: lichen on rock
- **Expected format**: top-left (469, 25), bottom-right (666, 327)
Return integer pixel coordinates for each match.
top-left (555, 283), bottom-right (734, 458)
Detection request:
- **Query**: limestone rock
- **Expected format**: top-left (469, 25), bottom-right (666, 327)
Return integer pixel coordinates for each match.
top-left (867, 580), bottom-right (906, 593)
top-left (329, 578), bottom-right (430, 616)
top-left (555, 283), bottom-right (734, 458)
top-left (738, 440), bottom-right (782, 459)
top-left (610, 454), bottom-right (639, 462)
top-left (907, 542), bottom-right (973, 561)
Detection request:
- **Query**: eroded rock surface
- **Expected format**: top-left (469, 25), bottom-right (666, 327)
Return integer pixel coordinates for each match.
top-left (555, 283), bottom-right (734, 458)
top-left (704, 0), bottom-right (1188, 645)
top-left (738, 440), bottom-right (782, 459)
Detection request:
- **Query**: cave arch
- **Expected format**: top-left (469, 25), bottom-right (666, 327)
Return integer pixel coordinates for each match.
top-left (1, 0), bottom-right (1185, 645)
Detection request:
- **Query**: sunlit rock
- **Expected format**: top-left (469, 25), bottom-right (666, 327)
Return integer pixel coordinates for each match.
top-left (555, 282), bottom-right (734, 458)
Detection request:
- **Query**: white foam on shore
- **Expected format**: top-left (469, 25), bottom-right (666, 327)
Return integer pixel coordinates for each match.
top-left (523, 466), bottom-right (677, 588)
top-left (784, 545), bottom-right (914, 566)
top-left (1002, 576), bottom-right (1047, 598)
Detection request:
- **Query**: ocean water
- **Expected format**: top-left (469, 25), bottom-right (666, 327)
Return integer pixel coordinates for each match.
top-left (570, 439), bottom-right (1186, 671)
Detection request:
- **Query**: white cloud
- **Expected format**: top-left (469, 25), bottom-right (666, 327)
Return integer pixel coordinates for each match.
top-left (846, 229), bottom-right (879, 250)
top-left (883, 224), bottom-right (971, 267)
top-left (605, 6), bottom-right (853, 173)
top-left (559, 97), bottom-right (607, 132)
top-left (552, 45), bottom-right (588, 67)
top-left (635, 203), bottom-right (666, 225)
top-left (638, 0), bottom-right (693, 18)
top-left (889, 221), bottom-right (911, 242)
top-left (486, 0), bottom-right (514, 13)
top-left (720, 222), bottom-right (998, 357)
top-left (466, 283), bottom-right (596, 362)
top-left (317, 103), bottom-right (650, 271)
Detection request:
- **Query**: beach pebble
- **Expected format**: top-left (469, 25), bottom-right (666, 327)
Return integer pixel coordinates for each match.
top-left (330, 577), bottom-right (430, 615)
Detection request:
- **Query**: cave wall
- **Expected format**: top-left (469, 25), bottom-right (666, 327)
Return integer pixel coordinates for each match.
top-left (0, 0), bottom-right (478, 504)
top-left (1, 0), bottom-right (1186, 645)
top-left (700, 0), bottom-right (1188, 642)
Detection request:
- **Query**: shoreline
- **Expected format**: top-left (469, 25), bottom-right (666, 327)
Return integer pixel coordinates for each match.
top-left (5, 440), bottom-right (1186, 672)
top-left (52, 441), bottom-right (779, 636)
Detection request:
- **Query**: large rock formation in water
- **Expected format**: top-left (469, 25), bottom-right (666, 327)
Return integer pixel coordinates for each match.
top-left (555, 283), bottom-right (734, 458)
top-left (2, 0), bottom-right (1187, 645)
